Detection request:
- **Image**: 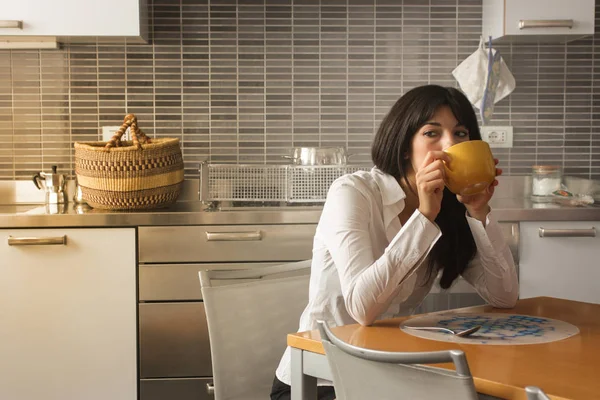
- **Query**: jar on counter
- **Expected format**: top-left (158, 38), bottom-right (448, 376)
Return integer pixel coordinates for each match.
top-left (531, 165), bottom-right (562, 201)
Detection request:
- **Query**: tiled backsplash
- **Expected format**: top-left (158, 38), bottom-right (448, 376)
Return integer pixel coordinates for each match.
top-left (0, 0), bottom-right (599, 179)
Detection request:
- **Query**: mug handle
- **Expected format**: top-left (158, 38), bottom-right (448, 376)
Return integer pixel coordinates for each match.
top-left (442, 154), bottom-right (453, 172)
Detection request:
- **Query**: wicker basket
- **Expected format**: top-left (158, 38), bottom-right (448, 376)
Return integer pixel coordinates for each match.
top-left (74, 113), bottom-right (184, 210)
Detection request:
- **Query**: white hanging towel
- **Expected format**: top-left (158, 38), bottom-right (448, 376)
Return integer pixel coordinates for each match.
top-left (452, 36), bottom-right (516, 121)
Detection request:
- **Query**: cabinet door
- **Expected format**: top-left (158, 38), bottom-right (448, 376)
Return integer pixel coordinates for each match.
top-left (504, 0), bottom-right (595, 37)
top-left (519, 221), bottom-right (600, 304)
top-left (139, 302), bottom-right (212, 378)
top-left (0, 0), bottom-right (144, 37)
top-left (140, 378), bottom-right (214, 400)
top-left (0, 228), bottom-right (137, 400)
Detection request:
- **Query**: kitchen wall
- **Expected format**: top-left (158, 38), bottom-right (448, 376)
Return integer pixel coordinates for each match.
top-left (0, 0), bottom-right (599, 180)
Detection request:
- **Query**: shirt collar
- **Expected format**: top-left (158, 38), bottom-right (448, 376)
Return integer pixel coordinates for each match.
top-left (371, 167), bottom-right (408, 241)
top-left (371, 167), bottom-right (406, 206)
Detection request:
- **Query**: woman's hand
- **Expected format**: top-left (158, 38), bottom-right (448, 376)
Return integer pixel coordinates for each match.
top-left (416, 151), bottom-right (450, 222)
top-left (457, 158), bottom-right (502, 223)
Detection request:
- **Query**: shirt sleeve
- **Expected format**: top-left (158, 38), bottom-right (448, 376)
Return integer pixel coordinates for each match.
top-left (461, 211), bottom-right (519, 308)
top-left (319, 180), bottom-right (441, 326)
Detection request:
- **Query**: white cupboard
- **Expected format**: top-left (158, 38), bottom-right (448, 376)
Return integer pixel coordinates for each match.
top-left (0, 228), bottom-right (137, 400)
top-left (0, 0), bottom-right (147, 48)
top-left (483, 0), bottom-right (595, 43)
top-left (519, 221), bottom-right (600, 304)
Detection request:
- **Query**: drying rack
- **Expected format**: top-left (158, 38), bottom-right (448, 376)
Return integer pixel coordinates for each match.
top-left (199, 162), bottom-right (371, 203)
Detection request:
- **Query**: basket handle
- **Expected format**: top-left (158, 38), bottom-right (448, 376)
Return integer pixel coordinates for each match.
top-left (104, 113), bottom-right (152, 150)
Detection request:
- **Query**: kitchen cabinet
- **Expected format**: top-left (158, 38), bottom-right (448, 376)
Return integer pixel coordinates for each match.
top-left (483, 0), bottom-right (595, 43)
top-left (140, 379), bottom-right (215, 400)
top-left (0, 228), bottom-right (137, 400)
top-left (519, 221), bottom-right (600, 304)
top-left (139, 302), bottom-right (212, 378)
top-left (0, 0), bottom-right (147, 49)
top-left (137, 223), bottom-right (320, 400)
top-left (138, 224), bottom-right (317, 263)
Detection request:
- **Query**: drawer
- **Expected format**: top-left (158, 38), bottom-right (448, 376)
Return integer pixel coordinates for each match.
top-left (139, 262), bottom-right (280, 301)
top-left (504, 0), bottom-right (595, 37)
top-left (139, 303), bottom-right (212, 378)
top-left (140, 378), bottom-right (213, 400)
top-left (138, 224), bottom-right (316, 263)
top-left (519, 221), bottom-right (600, 303)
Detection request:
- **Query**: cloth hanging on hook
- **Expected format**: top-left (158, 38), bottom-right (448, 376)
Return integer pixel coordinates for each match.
top-left (452, 36), bottom-right (515, 124)
top-left (480, 36), bottom-right (503, 124)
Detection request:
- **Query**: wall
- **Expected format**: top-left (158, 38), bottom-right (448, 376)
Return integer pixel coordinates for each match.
top-left (0, 0), bottom-right (599, 179)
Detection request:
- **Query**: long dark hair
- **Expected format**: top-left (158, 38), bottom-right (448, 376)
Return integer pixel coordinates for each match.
top-left (371, 85), bottom-right (480, 289)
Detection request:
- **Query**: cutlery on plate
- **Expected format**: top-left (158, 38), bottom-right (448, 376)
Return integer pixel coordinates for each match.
top-left (403, 325), bottom-right (481, 338)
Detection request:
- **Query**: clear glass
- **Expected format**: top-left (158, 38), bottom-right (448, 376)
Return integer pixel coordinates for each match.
top-left (531, 166), bottom-right (562, 202)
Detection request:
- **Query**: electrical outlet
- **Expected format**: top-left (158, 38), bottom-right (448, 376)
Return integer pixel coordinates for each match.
top-left (101, 126), bottom-right (129, 142)
top-left (480, 125), bottom-right (513, 148)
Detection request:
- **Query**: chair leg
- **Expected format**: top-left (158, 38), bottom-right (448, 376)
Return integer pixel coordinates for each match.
top-left (291, 347), bottom-right (318, 400)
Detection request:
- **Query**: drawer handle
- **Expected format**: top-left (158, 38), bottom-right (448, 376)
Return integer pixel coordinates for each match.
top-left (0, 20), bottom-right (23, 29)
top-left (519, 19), bottom-right (573, 30)
top-left (7, 235), bottom-right (67, 246)
top-left (205, 231), bottom-right (262, 241)
top-left (206, 383), bottom-right (215, 395)
top-left (538, 228), bottom-right (596, 238)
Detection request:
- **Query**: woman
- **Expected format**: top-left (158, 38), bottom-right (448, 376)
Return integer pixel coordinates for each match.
top-left (270, 84), bottom-right (519, 400)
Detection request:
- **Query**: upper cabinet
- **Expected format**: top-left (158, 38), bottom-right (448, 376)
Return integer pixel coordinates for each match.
top-left (0, 0), bottom-right (148, 49)
top-left (483, 0), bottom-right (596, 43)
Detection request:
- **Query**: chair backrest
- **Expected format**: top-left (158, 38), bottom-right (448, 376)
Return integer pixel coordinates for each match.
top-left (199, 260), bottom-right (311, 400)
top-left (525, 386), bottom-right (551, 400)
top-left (317, 320), bottom-right (479, 400)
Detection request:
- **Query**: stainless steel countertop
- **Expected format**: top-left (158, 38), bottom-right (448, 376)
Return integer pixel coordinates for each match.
top-left (2, 197), bottom-right (600, 228)
top-left (0, 202), bottom-right (324, 227)
top-left (2, 176), bottom-right (600, 228)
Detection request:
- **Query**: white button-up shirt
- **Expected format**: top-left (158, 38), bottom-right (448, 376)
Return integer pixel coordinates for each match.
top-left (276, 167), bottom-right (519, 385)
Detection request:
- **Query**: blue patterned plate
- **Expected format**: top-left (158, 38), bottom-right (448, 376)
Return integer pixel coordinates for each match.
top-left (401, 313), bottom-right (579, 345)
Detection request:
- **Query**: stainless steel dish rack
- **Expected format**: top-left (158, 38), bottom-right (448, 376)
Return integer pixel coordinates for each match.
top-left (199, 162), bottom-right (370, 203)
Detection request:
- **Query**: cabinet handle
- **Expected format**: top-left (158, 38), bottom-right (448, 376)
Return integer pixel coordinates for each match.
top-left (205, 231), bottom-right (262, 241)
top-left (7, 235), bottom-right (67, 246)
top-left (206, 383), bottom-right (215, 395)
top-left (0, 20), bottom-right (23, 29)
top-left (519, 19), bottom-right (574, 30)
top-left (538, 228), bottom-right (596, 238)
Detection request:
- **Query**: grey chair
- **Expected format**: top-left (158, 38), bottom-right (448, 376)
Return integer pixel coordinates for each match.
top-left (199, 260), bottom-right (311, 400)
top-left (317, 320), bottom-right (479, 400)
top-left (525, 386), bottom-right (551, 400)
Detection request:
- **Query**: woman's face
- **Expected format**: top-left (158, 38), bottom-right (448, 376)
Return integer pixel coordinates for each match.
top-left (408, 105), bottom-right (470, 173)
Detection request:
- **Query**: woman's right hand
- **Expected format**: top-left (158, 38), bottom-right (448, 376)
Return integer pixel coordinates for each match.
top-left (415, 151), bottom-right (451, 222)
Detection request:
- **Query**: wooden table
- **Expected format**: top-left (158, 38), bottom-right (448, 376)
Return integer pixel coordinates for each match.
top-left (287, 297), bottom-right (600, 400)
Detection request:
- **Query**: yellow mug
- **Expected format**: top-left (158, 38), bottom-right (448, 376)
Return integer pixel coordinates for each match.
top-left (443, 140), bottom-right (496, 196)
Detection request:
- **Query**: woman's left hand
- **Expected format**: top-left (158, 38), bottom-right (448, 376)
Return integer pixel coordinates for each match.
top-left (456, 159), bottom-right (502, 222)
